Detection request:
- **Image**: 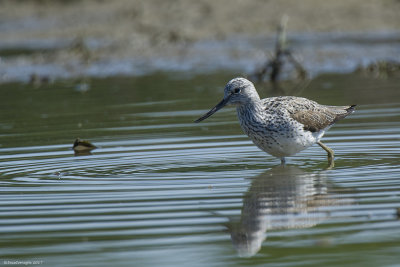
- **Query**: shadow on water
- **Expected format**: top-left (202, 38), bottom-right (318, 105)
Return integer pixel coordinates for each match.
top-left (224, 166), bottom-right (352, 257)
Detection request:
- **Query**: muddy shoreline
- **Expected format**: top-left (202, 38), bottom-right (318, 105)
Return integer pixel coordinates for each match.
top-left (0, 0), bottom-right (399, 82)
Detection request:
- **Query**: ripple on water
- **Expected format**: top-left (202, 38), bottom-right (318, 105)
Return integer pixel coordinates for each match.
top-left (1, 101), bottom-right (400, 266)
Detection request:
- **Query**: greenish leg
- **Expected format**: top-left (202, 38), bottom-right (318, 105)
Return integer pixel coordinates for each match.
top-left (317, 141), bottom-right (334, 169)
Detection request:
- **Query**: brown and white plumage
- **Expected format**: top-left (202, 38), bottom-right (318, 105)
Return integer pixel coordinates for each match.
top-left (195, 77), bottom-right (356, 168)
top-left (263, 96), bottom-right (356, 133)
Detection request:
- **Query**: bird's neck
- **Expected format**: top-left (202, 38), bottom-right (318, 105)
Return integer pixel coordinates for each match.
top-left (236, 100), bottom-right (265, 122)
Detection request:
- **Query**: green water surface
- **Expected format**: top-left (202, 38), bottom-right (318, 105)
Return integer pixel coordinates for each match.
top-left (1, 72), bottom-right (400, 267)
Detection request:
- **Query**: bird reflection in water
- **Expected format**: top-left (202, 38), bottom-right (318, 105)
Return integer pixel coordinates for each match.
top-left (226, 166), bottom-right (351, 257)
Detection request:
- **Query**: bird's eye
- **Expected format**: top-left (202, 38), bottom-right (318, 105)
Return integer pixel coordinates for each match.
top-left (233, 88), bottom-right (241, 94)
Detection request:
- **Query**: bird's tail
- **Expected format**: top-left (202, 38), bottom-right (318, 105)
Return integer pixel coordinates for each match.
top-left (346, 104), bottom-right (357, 113)
top-left (331, 104), bottom-right (356, 122)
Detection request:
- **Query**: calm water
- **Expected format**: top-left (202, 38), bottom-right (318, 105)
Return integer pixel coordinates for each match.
top-left (1, 73), bottom-right (400, 267)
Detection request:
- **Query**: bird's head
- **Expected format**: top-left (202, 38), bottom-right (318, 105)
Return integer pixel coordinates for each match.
top-left (195, 77), bottom-right (260, 123)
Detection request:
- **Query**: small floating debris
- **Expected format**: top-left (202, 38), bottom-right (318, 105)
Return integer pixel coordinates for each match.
top-left (73, 138), bottom-right (97, 155)
top-left (74, 82), bottom-right (90, 93)
top-left (314, 237), bottom-right (334, 247)
top-left (29, 73), bottom-right (51, 87)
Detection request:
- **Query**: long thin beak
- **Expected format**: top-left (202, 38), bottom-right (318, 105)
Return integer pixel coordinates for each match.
top-left (194, 96), bottom-right (230, 123)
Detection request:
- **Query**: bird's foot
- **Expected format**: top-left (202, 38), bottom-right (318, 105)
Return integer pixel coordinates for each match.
top-left (318, 141), bottom-right (335, 169)
top-left (327, 154), bottom-right (334, 169)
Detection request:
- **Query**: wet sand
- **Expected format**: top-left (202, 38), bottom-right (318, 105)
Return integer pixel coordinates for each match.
top-left (0, 0), bottom-right (399, 82)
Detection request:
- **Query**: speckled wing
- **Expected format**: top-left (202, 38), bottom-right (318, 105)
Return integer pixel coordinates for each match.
top-left (263, 97), bottom-right (356, 132)
top-left (291, 103), bottom-right (356, 132)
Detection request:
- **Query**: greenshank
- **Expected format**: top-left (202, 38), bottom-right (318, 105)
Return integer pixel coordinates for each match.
top-left (195, 77), bottom-right (356, 168)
